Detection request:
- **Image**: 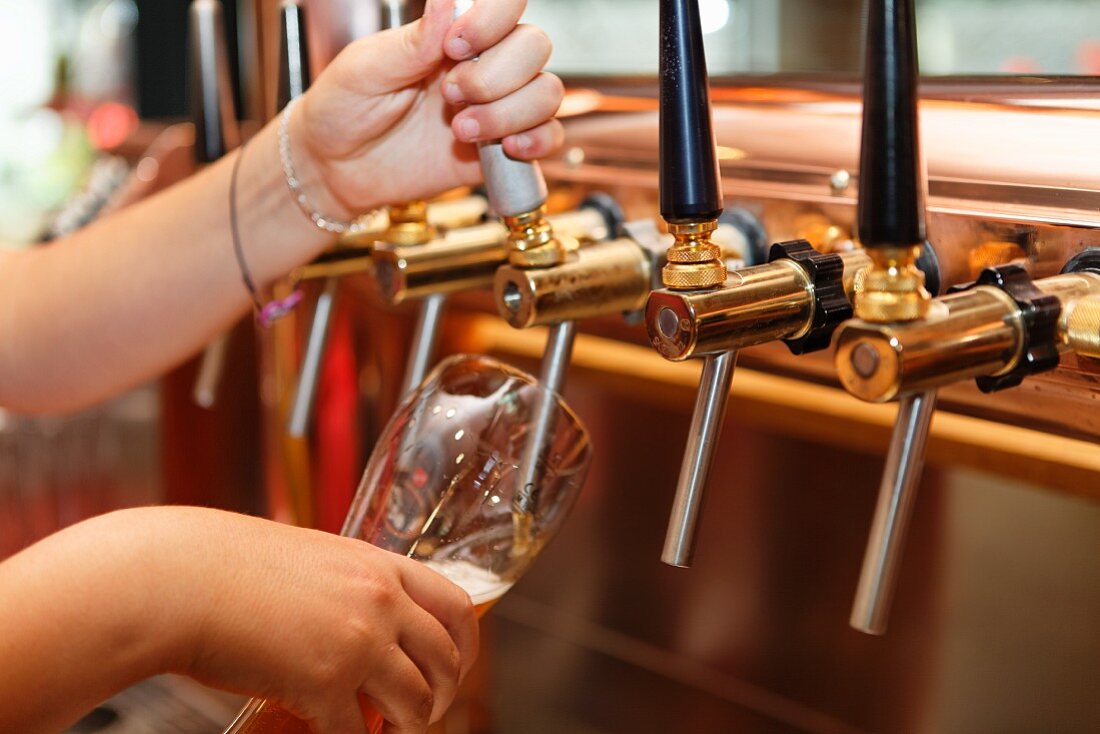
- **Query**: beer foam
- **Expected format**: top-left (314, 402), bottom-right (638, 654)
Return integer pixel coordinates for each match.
top-left (422, 559), bottom-right (512, 606)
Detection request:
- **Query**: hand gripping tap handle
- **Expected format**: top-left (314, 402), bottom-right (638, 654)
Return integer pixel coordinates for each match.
top-left (849, 0), bottom-right (935, 635)
top-left (453, 0), bottom-right (548, 218)
top-left (190, 0), bottom-right (241, 409)
top-left (658, 0), bottom-right (731, 568)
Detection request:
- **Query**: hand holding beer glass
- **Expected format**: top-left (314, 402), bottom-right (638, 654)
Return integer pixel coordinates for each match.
top-left (225, 355), bottom-right (591, 733)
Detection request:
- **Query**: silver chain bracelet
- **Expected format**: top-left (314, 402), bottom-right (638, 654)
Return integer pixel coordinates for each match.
top-left (279, 97), bottom-right (373, 235)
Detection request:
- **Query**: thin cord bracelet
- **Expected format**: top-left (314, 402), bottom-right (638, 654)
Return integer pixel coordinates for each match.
top-left (230, 141), bottom-right (304, 327)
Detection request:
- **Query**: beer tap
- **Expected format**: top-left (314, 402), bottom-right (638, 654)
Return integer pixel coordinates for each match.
top-left (839, 0), bottom-right (937, 636)
top-left (644, 0), bottom-right (942, 568)
top-left (189, 0), bottom-right (241, 409)
top-left (836, 246), bottom-right (1100, 633)
top-left (835, 4), bottom-right (1100, 637)
top-left (451, 0), bottom-right (586, 552)
top-left (649, 0), bottom-right (734, 569)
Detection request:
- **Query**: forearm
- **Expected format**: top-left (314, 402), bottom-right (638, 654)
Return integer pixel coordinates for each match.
top-left (0, 509), bottom-right (206, 733)
top-left (0, 119), bottom-right (335, 413)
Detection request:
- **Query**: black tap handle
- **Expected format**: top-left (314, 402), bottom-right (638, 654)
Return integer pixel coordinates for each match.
top-left (659, 0), bottom-right (723, 225)
top-left (857, 0), bottom-right (926, 249)
top-left (189, 0), bottom-right (239, 164)
top-left (277, 0), bottom-right (312, 110)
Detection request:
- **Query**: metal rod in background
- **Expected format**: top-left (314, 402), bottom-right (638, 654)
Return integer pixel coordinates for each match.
top-left (661, 350), bottom-right (737, 568)
top-left (193, 333), bottom-right (230, 410)
top-left (850, 389), bottom-right (938, 635)
top-left (287, 278), bottom-right (339, 438)
top-left (400, 293), bottom-right (448, 395)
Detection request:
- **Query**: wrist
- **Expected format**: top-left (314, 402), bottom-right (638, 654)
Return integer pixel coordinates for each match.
top-left (287, 97), bottom-right (363, 226)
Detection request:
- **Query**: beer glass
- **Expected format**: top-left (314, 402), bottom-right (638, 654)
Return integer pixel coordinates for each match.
top-left (224, 354), bottom-right (591, 733)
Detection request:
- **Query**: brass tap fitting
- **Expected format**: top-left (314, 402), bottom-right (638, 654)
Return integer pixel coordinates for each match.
top-left (854, 245), bottom-right (932, 323)
top-left (662, 220), bottom-right (727, 290)
top-left (385, 199), bottom-right (436, 246)
top-left (836, 267), bottom-right (1100, 402)
top-left (648, 246), bottom-right (872, 361)
top-left (374, 205), bottom-right (610, 305)
top-left (502, 206), bottom-right (573, 268)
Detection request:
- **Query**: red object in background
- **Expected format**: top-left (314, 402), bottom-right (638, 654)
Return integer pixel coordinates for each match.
top-left (86, 102), bottom-right (139, 150)
top-left (1000, 56), bottom-right (1041, 74)
top-left (313, 296), bottom-right (361, 534)
top-left (1078, 40), bottom-right (1100, 75)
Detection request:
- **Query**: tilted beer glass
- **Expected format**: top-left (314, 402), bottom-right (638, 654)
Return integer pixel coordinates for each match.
top-left (225, 354), bottom-right (591, 733)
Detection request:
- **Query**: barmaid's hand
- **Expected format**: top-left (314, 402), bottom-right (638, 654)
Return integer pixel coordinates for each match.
top-left (289, 0), bottom-right (564, 221)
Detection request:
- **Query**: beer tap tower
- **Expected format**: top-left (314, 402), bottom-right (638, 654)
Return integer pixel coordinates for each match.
top-left (645, 0), bottom-right (938, 568)
top-left (190, 0), bottom-right (241, 409)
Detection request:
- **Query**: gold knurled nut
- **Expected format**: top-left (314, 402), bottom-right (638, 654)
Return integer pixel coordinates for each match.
top-left (667, 242), bottom-right (723, 263)
top-left (663, 261), bottom-right (727, 289)
top-left (853, 245), bottom-right (931, 323)
top-left (385, 200), bottom-right (436, 246)
top-left (1065, 295), bottom-right (1100, 359)
top-left (503, 207), bottom-right (568, 268)
top-left (663, 219), bottom-right (725, 290)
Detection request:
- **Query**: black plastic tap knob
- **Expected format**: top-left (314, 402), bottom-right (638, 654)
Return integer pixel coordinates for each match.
top-left (277, 0), bottom-right (312, 110)
top-left (659, 0), bottom-right (723, 225)
top-left (857, 0), bottom-right (926, 249)
top-left (189, 0), bottom-right (239, 165)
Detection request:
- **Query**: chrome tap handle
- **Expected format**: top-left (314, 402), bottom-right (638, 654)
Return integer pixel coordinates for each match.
top-left (662, 351), bottom-right (736, 567)
top-left (850, 390), bottom-right (937, 634)
top-left (190, 0), bottom-right (240, 408)
top-left (453, 0), bottom-right (548, 217)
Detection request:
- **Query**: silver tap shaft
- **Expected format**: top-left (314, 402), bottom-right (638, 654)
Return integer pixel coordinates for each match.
top-left (401, 293), bottom-right (447, 395)
top-left (661, 350), bottom-right (737, 568)
top-left (515, 321), bottom-right (576, 516)
top-left (287, 278), bottom-right (339, 438)
top-left (850, 389), bottom-right (938, 635)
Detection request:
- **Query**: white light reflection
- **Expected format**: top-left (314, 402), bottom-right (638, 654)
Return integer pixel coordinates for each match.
top-left (700, 0), bottom-right (731, 35)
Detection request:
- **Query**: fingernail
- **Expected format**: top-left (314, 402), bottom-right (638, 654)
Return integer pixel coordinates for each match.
top-left (444, 81), bottom-right (464, 104)
top-left (514, 134), bottom-right (532, 152)
top-left (458, 117), bottom-right (480, 141)
top-left (447, 36), bottom-right (472, 59)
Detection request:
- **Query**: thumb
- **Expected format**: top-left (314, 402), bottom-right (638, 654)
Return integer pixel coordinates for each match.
top-left (355, 0), bottom-right (456, 93)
